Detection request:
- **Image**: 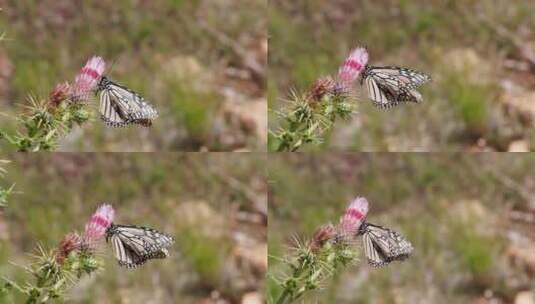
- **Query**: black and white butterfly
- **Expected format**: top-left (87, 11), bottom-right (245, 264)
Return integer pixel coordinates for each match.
top-left (357, 221), bottom-right (413, 267)
top-left (96, 76), bottom-right (158, 127)
top-left (105, 223), bottom-right (174, 268)
top-left (360, 65), bottom-right (431, 109)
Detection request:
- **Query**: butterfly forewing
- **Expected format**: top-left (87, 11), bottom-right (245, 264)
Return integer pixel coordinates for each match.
top-left (365, 77), bottom-right (390, 108)
top-left (363, 232), bottom-right (388, 267)
top-left (99, 90), bottom-right (132, 127)
top-left (110, 234), bottom-right (148, 268)
top-left (368, 67), bottom-right (430, 89)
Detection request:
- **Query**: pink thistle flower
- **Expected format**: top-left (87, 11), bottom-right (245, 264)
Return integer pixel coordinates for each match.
top-left (337, 47), bottom-right (369, 88)
top-left (307, 76), bottom-right (337, 104)
top-left (83, 204), bottom-right (114, 248)
top-left (48, 82), bottom-right (72, 108)
top-left (338, 196), bottom-right (369, 238)
top-left (309, 223), bottom-right (336, 253)
top-left (55, 232), bottom-right (82, 264)
top-left (72, 56), bottom-right (106, 102)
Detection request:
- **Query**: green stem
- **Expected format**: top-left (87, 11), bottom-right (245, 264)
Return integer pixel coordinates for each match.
top-left (275, 289), bottom-right (291, 304)
top-left (292, 266), bottom-right (322, 302)
top-left (275, 256), bottom-right (311, 304)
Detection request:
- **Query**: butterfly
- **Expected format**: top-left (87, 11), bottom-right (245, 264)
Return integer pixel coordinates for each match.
top-left (357, 221), bottom-right (413, 267)
top-left (360, 65), bottom-right (431, 109)
top-left (96, 76), bottom-right (158, 127)
top-left (105, 223), bottom-right (174, 268)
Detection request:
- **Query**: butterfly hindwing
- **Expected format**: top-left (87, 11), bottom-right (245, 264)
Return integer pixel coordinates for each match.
top-left (107, 83), bottom-right (158, 120)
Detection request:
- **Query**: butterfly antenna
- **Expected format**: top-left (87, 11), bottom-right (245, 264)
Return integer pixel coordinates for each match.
top-left (106, 56), bottom-right (121, 77)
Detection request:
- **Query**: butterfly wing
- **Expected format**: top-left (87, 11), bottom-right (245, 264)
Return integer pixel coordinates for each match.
top-left (368, 66), bottom-right (430, 89)
top-left (399, 89), bottom-right (423, 103)
top-left (383, 228), bottom-right (413, 262)
top-left (107, 83), bottom-right (158, 121)
top-left (151, 248), bottom-right (170, 259)
top-left (363, 66), bottom-right (430, 108)
top-left (112, 225), bottom-right (174, 257)
top-left (360, 222), bottom-right (413, 267)
top-left (366, 223), bottom-right (413, 263)
top-left (98, 77), bottom-right (158, 127)
top-left (98, 89), bottom-right (132, 127)
top-left (362, 231), bottom-right (388, 267)
top-left (110, 234), bottom-right (148, 268)
top-left (106, 224), bottom-right (174, 268)
top-left (364, 76), bottom-right (395, 109)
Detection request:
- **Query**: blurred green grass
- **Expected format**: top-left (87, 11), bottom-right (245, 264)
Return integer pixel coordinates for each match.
top-left (269, 0), bottom-right (535, 151)
top-left (268, 153), bottom-right (534, 303)
top-left (0, 153), bottom-right (266, 303)
top-left (0, 0), bottom-right (266, 151)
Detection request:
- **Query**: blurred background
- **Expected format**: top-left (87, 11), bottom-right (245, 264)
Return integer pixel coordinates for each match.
top-left (268, 154), bottom-right (535, 303)
top-left (268, 1), bottom-right (535, 151)
top-left (0, 153), bottom-right (266, 303)
top-left (0, 0), bottom-right (267, 151)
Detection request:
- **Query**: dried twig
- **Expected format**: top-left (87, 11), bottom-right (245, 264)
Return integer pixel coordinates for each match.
top-left (473, 12), bottom-right (535, 70)
top-left (196, 19), bottom-right (266, 82)
top-left (211, 168), bottom-right (267, 216)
